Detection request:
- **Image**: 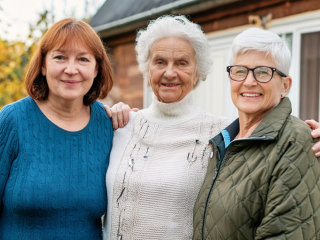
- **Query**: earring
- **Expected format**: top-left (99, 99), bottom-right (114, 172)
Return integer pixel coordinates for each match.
top-left (281, 94), bottom-right (283, 98)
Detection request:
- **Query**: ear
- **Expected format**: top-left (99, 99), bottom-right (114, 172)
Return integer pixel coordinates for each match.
top-left (41, 66), bottom-right (46, 76)
top-left (193, 75), bottom-right (199, 86)
top-left (281, 76), bottom-right (292, 97)
top-left (94, 65), bottom-right (98, 78)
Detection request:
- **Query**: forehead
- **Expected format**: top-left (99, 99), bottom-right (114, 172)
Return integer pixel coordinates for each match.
top-left (235, 51), bottom-right (276, 67)
top-left (49, 38), bottom-right (93, 54)
top-left (150, 37), bottom-right (195, 57)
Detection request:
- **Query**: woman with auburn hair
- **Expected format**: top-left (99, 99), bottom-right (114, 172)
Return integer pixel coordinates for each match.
top-left (0, 18), bottom-right (113, 239)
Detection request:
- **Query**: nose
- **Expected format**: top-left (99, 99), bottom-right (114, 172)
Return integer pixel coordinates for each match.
top-left (64, 60), bottom-right (78, 75)
top-left (163, 63), bottom-right (177, 80)
top-left (243, 70), bottom-right (257, 86)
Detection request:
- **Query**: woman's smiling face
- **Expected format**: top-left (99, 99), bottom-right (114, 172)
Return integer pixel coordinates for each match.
top-left (42, 42), bottom-right (98, 103)
top-left (148, 37), bottom-right (199, 103)
top-left (230, 51), bottom-right (291, 119)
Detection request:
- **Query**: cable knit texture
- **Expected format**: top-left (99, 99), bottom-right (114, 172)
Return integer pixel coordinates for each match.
top-left (104, 93), bottom-right (231, 239)
top-left (0, 96), bottom-right (113, 240)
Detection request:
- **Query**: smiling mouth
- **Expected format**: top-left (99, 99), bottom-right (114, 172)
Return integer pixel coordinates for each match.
top-left (161, 83), bottom-right (179, 87)
top-left (241, 93), bottom-right (262, 97)
top-left (61, 80), bottom-right (80, 84)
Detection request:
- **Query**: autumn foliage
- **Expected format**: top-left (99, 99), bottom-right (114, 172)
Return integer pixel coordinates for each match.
top-left (0, 39), bottom-right (36, 108)
top-left (0, 10), bottom-right (54, 109)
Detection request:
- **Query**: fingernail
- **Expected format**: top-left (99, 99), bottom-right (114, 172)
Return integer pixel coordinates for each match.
top-left (316, 152), bottom-right (320, 157)
top-left (312, 146), bottom-right (316, 150)
top-left (311, 131), bottom-right (316, 136)
top-left (124, 122), bottom-right (127, 125)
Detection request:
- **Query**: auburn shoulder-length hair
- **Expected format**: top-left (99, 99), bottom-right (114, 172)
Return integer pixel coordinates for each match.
top-left (25, 18), bottom-right (113, 105)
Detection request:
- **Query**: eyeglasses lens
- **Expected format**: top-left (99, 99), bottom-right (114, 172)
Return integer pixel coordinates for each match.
top-left (229, 66), bottom-right (273, 82)
top-left (254, 67), bottom-right (272, 82)
top-left (230, 66), bottom-right (247, 81)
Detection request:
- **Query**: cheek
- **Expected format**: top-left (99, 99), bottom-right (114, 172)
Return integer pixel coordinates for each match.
top-left (230, 81), bottom-right (240, 94)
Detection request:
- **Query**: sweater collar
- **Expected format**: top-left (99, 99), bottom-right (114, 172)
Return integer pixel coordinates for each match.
top-left (140, 91), bottom-right (202, 125)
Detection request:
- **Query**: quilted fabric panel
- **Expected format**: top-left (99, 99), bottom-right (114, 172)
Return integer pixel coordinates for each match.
top-left (193, 103), bottom-right (320, 240)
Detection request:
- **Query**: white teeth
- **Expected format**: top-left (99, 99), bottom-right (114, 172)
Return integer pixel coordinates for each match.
top-left (242, 93), bottom-right (261, 97)
top-left (164, 84), bottom-right (176, 87)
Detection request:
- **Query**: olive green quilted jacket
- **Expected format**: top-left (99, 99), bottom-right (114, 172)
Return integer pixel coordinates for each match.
top-left (193, 98), bottom-right (320, 240)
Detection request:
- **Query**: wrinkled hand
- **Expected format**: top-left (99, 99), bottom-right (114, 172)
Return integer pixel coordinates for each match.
top-left (104, 102), bottom-right (139, 130)
top-left (305, 119), bottom-right (320, 157)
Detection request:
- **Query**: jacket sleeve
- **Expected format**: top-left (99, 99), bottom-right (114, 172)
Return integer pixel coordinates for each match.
top-left (0, 104), bottom-right (19, 209)
top-left (255, 136), bottom-right (320, 240)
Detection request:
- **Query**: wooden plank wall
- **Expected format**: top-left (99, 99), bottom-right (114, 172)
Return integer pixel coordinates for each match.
top-left (102, 42), bottom-right (143, 109)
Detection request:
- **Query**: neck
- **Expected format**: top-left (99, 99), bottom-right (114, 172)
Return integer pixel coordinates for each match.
top-left (237, 111), bottom-right (269, 139)
top-left (141, 91), bottom-right (202, 124)
top-left (35, 94), bottom-right (90, 131)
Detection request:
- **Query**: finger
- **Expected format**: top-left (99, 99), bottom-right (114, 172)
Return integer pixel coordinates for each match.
top-left (312, 141), bottom-right (320, 155)
top-left (122, 105), bottom-right (131, 126)
top-left (104, 105), bottom-right (112, 118)
top-left (131, 108), bottom-right (140, 112)
top-left (117, 102), bottom-right (125, 107)
top-left (110, 107), bottom-right (119, 130)
top-left (311, 128), bottom-right (320, 139)
top-left (116, 106), bottom-right (124, 128)
top-left (305, 119), bottom-right (319, 130)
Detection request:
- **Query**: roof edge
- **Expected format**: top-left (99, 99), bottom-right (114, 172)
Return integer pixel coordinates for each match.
top-left (93, 0), bottom-right (198, 33)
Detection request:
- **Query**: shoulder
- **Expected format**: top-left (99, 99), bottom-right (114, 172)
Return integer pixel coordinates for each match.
top-left (281, 115), bottom-right (313, 144)
top-left (91, 101), bottom-right (112, 126)
top-left (1, 96), bottom-right (33, 114)
top-left (202, 111), bottom-right (232, 129)
top-left (114, 111), bottom-right (138, 136)
top-left (0, 101), bottom-right (20, 152)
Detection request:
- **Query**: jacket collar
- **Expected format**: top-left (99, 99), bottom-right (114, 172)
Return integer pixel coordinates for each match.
top-left (209, 97), bottom-right (292, 160)
top-left (250, 97), bottom-right (292, 139)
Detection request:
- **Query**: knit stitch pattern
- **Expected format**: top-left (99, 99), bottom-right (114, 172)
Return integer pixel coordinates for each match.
top-left (107, 93), bottom-right (231, 240)
top-left (0, 96), bottom-right (113, 240)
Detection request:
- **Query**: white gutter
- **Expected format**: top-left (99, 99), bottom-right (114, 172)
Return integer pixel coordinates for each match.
top-left (93, 0), bottom-right (198, 32)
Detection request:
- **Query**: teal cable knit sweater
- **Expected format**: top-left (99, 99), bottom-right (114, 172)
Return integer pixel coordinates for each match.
top-left (0, 96), bottom-right (113, 240)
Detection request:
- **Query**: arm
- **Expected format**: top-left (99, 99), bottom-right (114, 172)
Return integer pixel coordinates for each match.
top-left (0, 105), bottom-right (19, 209)
top-left (255, 137), bottom-right (319, 239)
top-left (104, 102), bottom-right (139, 130)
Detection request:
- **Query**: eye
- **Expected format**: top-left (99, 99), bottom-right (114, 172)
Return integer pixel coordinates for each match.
top-left (54, 55), bottom-right (65, 60)
top-left (80, 57), bottom-right (89, 62)
top-left (156, 60), bottom-right (164, 65)
top-left (179, 61), bottom-right (187, 66)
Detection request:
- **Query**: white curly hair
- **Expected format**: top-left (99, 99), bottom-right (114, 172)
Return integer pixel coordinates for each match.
top-left (135, 15), bottom-right (213, 87)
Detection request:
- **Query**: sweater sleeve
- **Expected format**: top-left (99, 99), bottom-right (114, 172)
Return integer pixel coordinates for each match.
top-left (255, 136), bottom-right (320, 240)
top-left (0, 104), bottom-right (19, 208)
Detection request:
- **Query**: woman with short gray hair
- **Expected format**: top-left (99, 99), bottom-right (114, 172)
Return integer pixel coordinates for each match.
top-left (193, 27), bottom-right (320, 240)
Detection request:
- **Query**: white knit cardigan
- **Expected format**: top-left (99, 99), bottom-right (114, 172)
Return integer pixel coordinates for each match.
top-left (103, 93), bottom-right (230, 240)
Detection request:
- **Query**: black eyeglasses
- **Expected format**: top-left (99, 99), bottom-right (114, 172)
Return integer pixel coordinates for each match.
top-left (226, 65), bottom-right (287, 83)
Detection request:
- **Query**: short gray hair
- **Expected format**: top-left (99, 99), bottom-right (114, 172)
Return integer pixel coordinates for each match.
top-left (229, 28), bottom-right (291, 75)
top-left (135, 15), bottom-right (212, 85)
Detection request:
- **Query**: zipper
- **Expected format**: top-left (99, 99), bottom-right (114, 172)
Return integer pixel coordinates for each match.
top-left (201, 149), bottom-right (229, 240)
top-left (201, 135), bottom-right (274, 240)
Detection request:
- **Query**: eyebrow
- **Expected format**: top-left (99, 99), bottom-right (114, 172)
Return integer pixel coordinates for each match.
top-left (152, 53), bottom-right (191, 60)
top-left (52, 50), bottom-right (90, 55)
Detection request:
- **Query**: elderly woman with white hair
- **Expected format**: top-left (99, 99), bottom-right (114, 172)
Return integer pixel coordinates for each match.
top-left (103, 15), bottom-right (231, 240)
top-left (193, 28), bottom-right (320, 240)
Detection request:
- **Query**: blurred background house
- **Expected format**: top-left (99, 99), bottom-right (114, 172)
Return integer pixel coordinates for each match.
top-left (90, 0), bottom-right (320, 121)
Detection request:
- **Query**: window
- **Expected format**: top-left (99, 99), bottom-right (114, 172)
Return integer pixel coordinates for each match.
top-left (299, 32), bottom-right (320, 121)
